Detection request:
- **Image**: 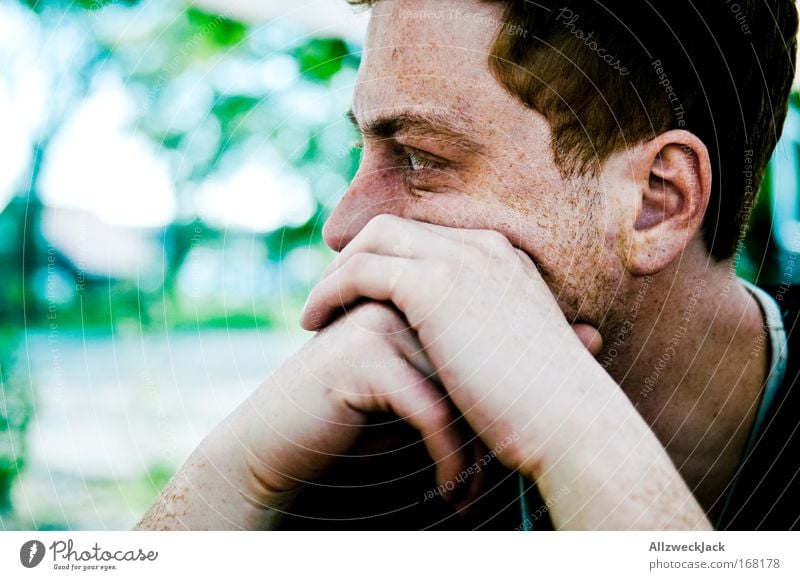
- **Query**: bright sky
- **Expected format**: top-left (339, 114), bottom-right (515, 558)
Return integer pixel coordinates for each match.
top-left (39, 73), bottom-right (178, 228)
top-left (0, 0), bottom-right (321, 234)
top-left (193, 0), bottom-right (369, 42)
top-left (195, 156), bottom-right (316, 233)
top-left (0, 2), bottom-right (47, 213)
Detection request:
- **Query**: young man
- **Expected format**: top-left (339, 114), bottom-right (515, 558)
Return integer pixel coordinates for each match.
top-left (137, 0), bottom-right (800, 530)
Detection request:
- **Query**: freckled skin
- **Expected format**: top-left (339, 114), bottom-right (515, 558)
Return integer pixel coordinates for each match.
top-left (323, 0), bottom-right (769, 518)
top-left (327, 1), bottom-right (619, 328)
top-left (137, 0), bottom-right (771, 531)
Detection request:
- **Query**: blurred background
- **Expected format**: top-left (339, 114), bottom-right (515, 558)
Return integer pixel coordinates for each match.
top-left (0, 0), bottom-right (799, 530)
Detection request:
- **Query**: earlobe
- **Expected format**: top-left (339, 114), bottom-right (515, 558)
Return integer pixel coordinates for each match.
top-left (625, 131), bottom-right (711, 276)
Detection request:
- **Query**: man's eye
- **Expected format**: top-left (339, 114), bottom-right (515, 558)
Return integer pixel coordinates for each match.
top-left (401, 147), bottom-right (439, 172)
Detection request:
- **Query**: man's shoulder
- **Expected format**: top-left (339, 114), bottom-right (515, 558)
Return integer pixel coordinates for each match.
top-left (758, 283), bottom-right (800, 327)
top-left (757, 283), bottom-right (800, 384)
top-left (716, 282), bottom-right (800, 530)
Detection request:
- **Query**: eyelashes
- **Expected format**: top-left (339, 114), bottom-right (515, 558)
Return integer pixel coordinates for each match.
top-left (352, 139), bottom-right (447, 182)
top-left (400, 147), bottom-right (441, 172)
top-left (398, 147), bottom-right (453, 194)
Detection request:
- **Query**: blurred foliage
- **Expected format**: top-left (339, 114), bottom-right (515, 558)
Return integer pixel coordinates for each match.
top-left (0, 0), bottom-right (798, 531)
top-left (0, 330), bottom-right (32, 514)
top-left (0, 0), bottom-right (362, 333)
top-left (738, 92), bottom-right (800, 285)
top-left (0, 0), bottom-right (362, 526)
top-left (186, 7), bottom-right (248, 46)
top-left (21, 0), bottom-right (141, 11)
top-left (295, 38), bottom-right (352, 81)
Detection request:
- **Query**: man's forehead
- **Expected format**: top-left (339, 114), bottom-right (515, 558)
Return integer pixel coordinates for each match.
top-left (362, 0), bottom-right (503, 71)
top-left (354, 0), bottom-right (509, 128)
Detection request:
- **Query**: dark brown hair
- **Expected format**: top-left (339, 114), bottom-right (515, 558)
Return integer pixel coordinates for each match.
top-left (349, 0), bottom-right (798, 260)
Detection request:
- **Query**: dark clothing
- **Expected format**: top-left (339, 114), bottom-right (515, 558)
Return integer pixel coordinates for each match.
top-left (277, 419), bottom-right (525, 530)
top-left (714, 284), bottom-right (800, 530)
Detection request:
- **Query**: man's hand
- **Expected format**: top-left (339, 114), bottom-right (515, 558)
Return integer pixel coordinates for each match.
top-left (137, 214), bottom-right (712, 530)
top-left (300, 215), bottom-right (712, 530)
top-left (301, 214), bottom-right (606, 477)
top-left (233, 301), bottom-right (479, 502)
top-left (136, 302), bottom-right (479, 530)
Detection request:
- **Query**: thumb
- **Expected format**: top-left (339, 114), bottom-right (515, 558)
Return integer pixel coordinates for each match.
top-left (571, 323), bottom-right (603, 357)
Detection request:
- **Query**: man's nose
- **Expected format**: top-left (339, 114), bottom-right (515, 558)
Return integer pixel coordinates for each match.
top-left (322, 173), bottom-right (405, 252)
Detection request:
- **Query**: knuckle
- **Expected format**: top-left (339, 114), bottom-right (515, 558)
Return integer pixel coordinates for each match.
top-left (348, 301), bottom-right (401, 331)
top-left (515, 248), bottom-right (535, 268)
top-left (356, 214), bottom-right (394, 247)
top-left (481, 229), bottom-right (510, 250)
top-left (343, 252), bottom-right (369, 273)
top-left (368, 213), bottom-right (398, 232)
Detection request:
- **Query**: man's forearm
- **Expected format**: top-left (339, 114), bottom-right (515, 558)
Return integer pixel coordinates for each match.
top-left (134, 429), bottom-right (298, 531)
top-left (526, 380), bottom-right (712, 531)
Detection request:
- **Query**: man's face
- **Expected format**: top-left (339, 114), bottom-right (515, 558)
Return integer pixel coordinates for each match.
top-left (324, 0), bottom-right (628, 327)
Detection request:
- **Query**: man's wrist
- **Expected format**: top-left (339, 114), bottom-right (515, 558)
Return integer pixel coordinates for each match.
top-left (517, 371), bottom-right (711, 530)
top-left (514, 360), bottom-right (626, 481)
top-left (138, 425), bottom-right (302, 530)
top-left (202, 420), bottom-right (304, 526)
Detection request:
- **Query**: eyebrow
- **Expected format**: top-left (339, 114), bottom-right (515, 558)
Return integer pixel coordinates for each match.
top-left (346, 109), bottom-right (484, 155)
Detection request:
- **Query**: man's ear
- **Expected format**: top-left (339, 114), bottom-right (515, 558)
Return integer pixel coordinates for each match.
top-left (624, 130), bottom-right (711, 276)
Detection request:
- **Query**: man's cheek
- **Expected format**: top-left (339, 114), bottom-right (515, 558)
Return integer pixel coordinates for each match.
top-left (400, 198), bottom-right (487, 231)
